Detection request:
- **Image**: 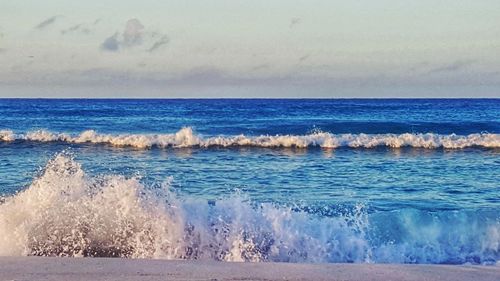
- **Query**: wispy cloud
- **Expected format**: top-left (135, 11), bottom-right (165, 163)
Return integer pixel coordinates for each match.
top-left (101, 19), bottom-right (144, 52)
top-left (61, 23), bottom-right (91, 35)
top-left (428, 60), bottom-right (475, 74)
top-left (298, 54), bottom-right (310, 62)
top-left (289, 17), bottom-right (301, 28)
top-left (148, 35), bottom-right (169, 52)
top-left (251, 64), bottom-right (270, 71)
top-left (62, 24), bottom-right (82, 34)
top-left (122, 19), bottom-right (144, 47)
top-left (100, 18), bottom-right (169, 53)
top-left (61, 19), bottom-right (101, 35)
top-left (35, 16), bottom-right (62, 30)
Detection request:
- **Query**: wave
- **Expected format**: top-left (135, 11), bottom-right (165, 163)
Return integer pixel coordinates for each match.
top-left (1, 128), bottom-right (499, 149)
top-left (0, 154), bottom-right (498, 264)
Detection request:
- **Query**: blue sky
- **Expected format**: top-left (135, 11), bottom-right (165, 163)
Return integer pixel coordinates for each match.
top-left (0, 0), bottom-right (499, 97)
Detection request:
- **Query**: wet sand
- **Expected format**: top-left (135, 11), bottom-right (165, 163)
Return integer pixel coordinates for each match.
top-left (0, 257), bottom-right (499, 281)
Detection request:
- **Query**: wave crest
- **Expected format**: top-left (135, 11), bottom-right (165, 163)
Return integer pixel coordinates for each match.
top-left (1, 128), bottom-right (499, 149)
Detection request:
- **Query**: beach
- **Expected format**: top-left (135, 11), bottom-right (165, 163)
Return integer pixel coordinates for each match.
top-left (1, 257), bottom-right (499, 281)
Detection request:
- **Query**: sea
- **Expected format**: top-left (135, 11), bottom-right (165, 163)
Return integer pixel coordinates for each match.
top-left (0, 98), bottom-right (498, 264)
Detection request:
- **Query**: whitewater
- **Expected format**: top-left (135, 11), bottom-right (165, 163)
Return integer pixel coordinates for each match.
top-left (1, 127), bottom-right (499, 149)
top-left (0, 154), bottom-right (498, 264)
top-left (0, 99), bottom-right (498, 265)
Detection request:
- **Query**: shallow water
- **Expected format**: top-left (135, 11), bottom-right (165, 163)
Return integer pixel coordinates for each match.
top-left (0, 99), bottom-right (499, 264)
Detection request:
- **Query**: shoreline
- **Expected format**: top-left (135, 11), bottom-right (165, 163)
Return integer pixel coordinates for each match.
top-left (0, 257), bottom-right (499, 281)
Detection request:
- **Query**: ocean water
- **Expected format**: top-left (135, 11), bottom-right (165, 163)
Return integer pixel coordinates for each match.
top-left (0, 98), bottom-right (499, 264)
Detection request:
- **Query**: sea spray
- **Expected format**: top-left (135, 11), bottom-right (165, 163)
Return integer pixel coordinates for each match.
top-left (0, 153), bottom-right (370, 261)
top-left (0, 154), bottom-right (498, 264)
top-left (0, 154), bottom-right (185, 258)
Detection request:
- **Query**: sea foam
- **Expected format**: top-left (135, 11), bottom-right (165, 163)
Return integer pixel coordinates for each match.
top-left (1, 127), bottom-right (499, 149)
top-left (0, 154), bottom-right (498, 264)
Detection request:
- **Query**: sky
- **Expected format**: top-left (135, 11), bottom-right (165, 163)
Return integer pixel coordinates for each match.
top-left (0, 0), bottom-right (499, 98)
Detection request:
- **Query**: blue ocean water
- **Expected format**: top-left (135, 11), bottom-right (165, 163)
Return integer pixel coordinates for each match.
top-left (0, 99), bottom-right (499, 264)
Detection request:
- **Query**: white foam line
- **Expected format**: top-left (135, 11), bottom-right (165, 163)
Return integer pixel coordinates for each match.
top-left (1, 127), bottom-right (499, 149)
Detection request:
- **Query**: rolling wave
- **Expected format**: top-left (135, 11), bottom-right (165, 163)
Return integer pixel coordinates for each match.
top-left (1, 128), bottom-right (499, 149)
top-left (0, 154), bottom-right (498, 264)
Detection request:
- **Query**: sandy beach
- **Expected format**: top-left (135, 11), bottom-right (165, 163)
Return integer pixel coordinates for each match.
top-left (0, 257), bottom-right (498, 281)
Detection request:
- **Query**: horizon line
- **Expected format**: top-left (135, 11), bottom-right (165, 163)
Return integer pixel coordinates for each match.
top-left (0, 97), bottom-right (498, 100)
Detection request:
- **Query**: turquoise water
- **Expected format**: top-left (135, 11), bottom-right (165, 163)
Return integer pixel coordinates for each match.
top-left (0, 99), bottom-right (499, 264)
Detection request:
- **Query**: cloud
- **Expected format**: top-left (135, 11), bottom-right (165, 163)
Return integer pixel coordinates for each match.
top-left (251, 64), bottom-right (270, 71)
top-left (122, 18), bottom-right (144, 47)
top-left (100, 18), bottom-right (169, 53)
top-left (298, 54), bottom-right (310, 62)
top-left (148, 35), bottom-right (169, 52)
top-left (100, 32), bottom-right (120, 51)
top-left (61, 20), bottom-right (99, 35)
top-left (35, 16), bottom-right (62, 30)
top-left (61, 23), bottom-right (92, 35)
top-left (428, 60), bottom-right (475, 74)
top-left (5, 64), bottom-right (500, 99)
top-left (61, 24), bottom-right (83, 35)
top-left (289, 17), bottom-right (301, 28)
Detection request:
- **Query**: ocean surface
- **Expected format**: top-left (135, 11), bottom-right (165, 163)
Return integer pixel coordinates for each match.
top-left (0, 98), bottom-right (499, 264)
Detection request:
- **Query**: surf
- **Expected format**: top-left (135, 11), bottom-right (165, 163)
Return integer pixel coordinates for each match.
top-left (1, 128), bottom-right (499, 149)
top-left (0, 153), bottom-right (498, 264)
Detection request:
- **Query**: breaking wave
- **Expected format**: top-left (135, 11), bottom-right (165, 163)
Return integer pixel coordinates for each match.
top-left (0, 154), bottom-right (498, 264)
top-left (1, 128), bottom-right (499, 149)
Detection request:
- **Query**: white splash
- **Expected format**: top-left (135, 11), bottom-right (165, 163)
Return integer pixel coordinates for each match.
top-left (0, 154), bottom-right (369, 262)
top-left (0, 154), bottom-right (498, 264)
top-left (0, 154), bottom-right (184, 258)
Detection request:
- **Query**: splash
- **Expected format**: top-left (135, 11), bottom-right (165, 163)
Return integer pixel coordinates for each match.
top-left (1, 127), bottom-right (499, 149)
top-left (0, 154), bottom-right (498, 264)
top-left (0, 154), bottom-right (369, 261)
top-left (0, 155), bottom-right (184, 258)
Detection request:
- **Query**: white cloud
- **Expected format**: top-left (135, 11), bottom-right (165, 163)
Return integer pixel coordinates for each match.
top-left (122, 18), bottom-right (144, 47)
top-left (100, 18), bottom-right (168, 53)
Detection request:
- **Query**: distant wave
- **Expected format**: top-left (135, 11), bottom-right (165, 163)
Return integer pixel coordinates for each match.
top-left (0, 154), bottom-right (498, 264)
top-left (1, 128), bottom-right (499, 149)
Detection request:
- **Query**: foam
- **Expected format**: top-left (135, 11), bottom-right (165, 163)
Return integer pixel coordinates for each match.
top-left (0, 154), bottom-right (498, 264)
top-left (0, 130), bottom-right (15, 142)
top-left (1, 128), bottom-right (499, 149)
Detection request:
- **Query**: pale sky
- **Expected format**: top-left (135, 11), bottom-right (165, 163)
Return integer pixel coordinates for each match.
top-left (0, 0), bottom-right (499, 97)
